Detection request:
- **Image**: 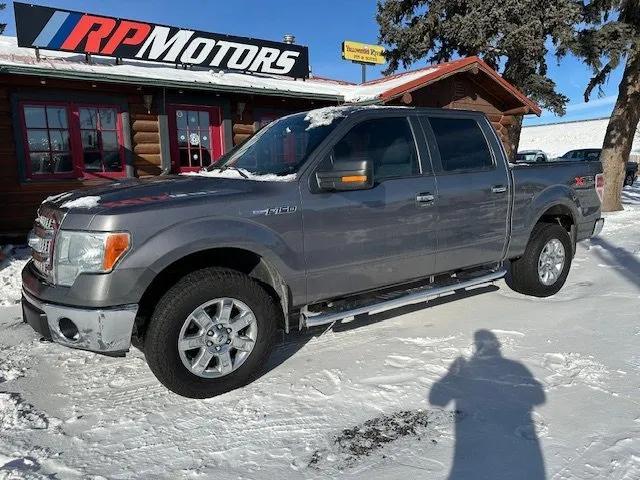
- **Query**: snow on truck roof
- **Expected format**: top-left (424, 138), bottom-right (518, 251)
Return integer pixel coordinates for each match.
top-left (0, 36), bottom-right (539, 111)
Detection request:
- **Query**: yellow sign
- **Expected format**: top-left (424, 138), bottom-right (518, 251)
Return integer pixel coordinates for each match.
top-left (342, 41), bottom-right (386, 65)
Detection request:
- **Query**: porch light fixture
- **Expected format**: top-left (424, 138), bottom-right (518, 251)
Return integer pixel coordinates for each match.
top-left (143, 94), bottom-right (153, 114)
top-left (237, 102), bottom-right (246, 120)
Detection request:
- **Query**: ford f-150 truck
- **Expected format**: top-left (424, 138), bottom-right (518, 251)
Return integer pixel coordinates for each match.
top-left (22, 106), bottom-right (605, 398)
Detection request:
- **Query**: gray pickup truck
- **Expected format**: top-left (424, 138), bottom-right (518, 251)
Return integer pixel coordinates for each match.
top-left (22, 106), bottom-right (604, 398)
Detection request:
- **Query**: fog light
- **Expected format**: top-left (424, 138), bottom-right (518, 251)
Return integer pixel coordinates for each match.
top-left (58, 317), bottom-right (79, 341)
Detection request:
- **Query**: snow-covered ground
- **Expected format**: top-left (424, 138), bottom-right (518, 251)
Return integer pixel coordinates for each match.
top-left (0, 245), bottom-right (30, 307)
top-left (520, 117), bottom-right (640, 159)
top-left (1, 186), bottom-right (639, 479)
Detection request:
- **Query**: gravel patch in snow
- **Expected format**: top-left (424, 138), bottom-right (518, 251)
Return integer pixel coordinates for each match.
top-left (309, 409), bottom-right (458, 469)
top-left (0, 393), bottom-right (55, 431)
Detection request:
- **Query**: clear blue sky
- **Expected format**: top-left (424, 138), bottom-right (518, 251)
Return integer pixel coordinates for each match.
top-left (1, 0), bottom-right (625, 126)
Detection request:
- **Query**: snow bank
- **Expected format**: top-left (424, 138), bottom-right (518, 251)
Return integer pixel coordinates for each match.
top-left (520, 117), bottom-right (640, 159)
top-left (183, 169), bottom-right (296, 182)
top-left (0, 245), bottom-right (30, 306)
top-left (60, 196), bottom-right (101, 209)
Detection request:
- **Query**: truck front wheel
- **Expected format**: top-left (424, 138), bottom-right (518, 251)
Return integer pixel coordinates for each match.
top-left (507, 223), bottom-right (572, 297)
top-left (144, 267), bottom-right (279, 398)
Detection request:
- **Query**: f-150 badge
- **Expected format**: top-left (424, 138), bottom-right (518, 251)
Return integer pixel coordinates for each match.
top-left (252, 206), bottom-right (297, 216)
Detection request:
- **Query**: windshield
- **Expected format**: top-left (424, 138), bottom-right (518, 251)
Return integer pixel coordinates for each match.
top-left (211, 112), bottom-right (344, 176)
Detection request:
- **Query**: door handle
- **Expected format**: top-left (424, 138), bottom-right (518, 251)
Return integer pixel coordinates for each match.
top-left (491, 185), bottom-right (507, 194)
top-left (416, 193), bottom-right (435, 204)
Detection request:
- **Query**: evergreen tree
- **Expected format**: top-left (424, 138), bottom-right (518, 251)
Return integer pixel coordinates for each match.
top-left (376, 0), bottom-right (579, 155)
top-left (0, 4), bottom-right (5, 36)
top-left (573, 0), bottom-right (640, 211)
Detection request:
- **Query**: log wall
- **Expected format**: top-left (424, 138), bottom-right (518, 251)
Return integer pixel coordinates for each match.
top-left (0, 77), bottom-right (160, 239)
top-left (389, 72), bottom-right (522, 159)
top-left (129, 99), bottom-right (162, 176)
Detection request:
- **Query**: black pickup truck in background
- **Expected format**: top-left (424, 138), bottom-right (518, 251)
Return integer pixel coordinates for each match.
top-left (560, 148), bottom-right (638, 186)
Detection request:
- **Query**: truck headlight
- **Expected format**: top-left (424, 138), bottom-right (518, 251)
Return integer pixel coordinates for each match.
top-left (54, 231), bottom-right (130, 286)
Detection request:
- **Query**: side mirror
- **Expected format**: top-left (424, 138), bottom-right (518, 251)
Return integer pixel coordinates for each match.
top-left (316, 159), bottom-right (374, 191)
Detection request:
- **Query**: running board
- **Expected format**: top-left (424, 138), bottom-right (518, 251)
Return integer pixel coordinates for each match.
top-left (301, 269), bottom-right (506, 328)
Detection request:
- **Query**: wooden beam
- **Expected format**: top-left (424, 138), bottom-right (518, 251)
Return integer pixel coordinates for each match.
top-left (501, 106), bottom-right (530, 116)
top-left (401, 92), bottom-right (413, 104)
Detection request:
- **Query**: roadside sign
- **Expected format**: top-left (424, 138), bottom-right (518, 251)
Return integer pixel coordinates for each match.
top-left (342, 41), bottom-right (385, 65)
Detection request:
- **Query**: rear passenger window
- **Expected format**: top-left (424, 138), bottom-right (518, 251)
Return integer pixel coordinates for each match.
top-left (331, 117), bottom-right (420, 181)
top-left (428, 117), bottom-right (493, 172)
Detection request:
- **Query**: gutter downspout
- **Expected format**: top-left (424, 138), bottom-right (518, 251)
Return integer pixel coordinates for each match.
top-left (158, 87), bottom-right (172, 175)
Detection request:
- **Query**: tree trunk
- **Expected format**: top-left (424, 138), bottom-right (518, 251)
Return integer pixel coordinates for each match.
top-left (504, 115), bottom-right (523, 161)
top-left (600, 48), bottom-right (640, 212)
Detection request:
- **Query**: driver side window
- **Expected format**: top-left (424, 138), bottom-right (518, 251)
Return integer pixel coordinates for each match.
top-left (328, 117), bottom-right (420, 181)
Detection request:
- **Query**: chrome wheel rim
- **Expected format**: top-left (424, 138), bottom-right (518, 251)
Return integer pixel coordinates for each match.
top-left (537, 239), bottom-right (565, 286)
top-left (178, 297), bottom-right (258, 378)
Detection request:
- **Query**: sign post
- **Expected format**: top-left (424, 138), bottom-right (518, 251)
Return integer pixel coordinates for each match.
top-left (341, 40), bottom-right (386, 83)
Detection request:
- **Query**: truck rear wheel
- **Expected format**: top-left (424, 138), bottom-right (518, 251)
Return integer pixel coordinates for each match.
top-left (144, 267), bottom-right (279, 398)
top-left (507, 223), bottom-right (572, 297)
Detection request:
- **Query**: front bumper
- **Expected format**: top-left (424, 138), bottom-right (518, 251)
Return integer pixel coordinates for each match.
top-left (21, 289), bottom-right (138, 355)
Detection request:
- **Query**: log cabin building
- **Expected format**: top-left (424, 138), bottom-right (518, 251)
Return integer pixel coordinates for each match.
top-left (0, 35), bottom-right (540, 240)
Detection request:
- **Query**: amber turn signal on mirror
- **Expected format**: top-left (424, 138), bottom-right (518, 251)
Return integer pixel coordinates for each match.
top-left (341, 175), bottom-right (368, 183)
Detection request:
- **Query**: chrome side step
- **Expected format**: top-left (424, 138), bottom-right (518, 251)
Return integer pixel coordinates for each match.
top-left (301, 269), bottom-right (506, 328)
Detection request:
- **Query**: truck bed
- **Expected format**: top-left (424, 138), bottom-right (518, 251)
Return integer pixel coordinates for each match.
top-left (508, 160), bottom-right (602, 258)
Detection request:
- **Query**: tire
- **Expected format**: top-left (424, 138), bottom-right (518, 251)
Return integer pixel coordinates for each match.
top-left (506, 223), bottom-right (572, 297)
top-left (624, 173), bottom-right (634, 187)
top-left (144, 267), bottom-right (279, 398)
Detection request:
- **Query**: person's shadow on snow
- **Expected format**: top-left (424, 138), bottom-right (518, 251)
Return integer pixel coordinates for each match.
top-left (429, 329), bottom-right (546, 479)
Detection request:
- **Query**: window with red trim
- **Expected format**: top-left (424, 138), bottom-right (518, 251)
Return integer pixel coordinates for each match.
top-left (23, 105), bottom-right (73, 177)
top-left (20, 102), bottom-right (126, 179)
top-left (78, 107), bottom-right (123, 173)
top-left (168, 105), bottom-right (224, 173)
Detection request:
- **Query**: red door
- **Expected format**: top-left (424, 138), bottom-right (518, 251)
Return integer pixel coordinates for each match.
top-left (168, 105), bottom-right (224, 173)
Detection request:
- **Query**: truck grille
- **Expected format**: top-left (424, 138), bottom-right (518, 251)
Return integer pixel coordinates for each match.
top-left (27, 205), bottom-right (63, 283)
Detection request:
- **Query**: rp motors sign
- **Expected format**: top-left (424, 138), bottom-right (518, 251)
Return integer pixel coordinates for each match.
top-left (14, 2), bottom-right (310, 78)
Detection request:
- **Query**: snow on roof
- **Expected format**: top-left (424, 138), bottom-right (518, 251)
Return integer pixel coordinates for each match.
top-left (0, 36), bottom-right (345, 101)
top-left (0, 36), bottom-right (538, 110)
top-left (343, 67), bottom-right (440, 103)
top-left (521, 117), bottom-right (640, 159)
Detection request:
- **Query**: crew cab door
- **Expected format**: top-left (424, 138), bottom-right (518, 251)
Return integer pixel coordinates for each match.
top-left (420, 113), bottom-right (510, 272)
top-left (300, 113), bottom-right (438, 304)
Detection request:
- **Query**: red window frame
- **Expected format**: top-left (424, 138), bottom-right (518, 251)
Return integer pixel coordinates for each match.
top-left (167, 105), bottom-right (224, 173)
top-left (75, 104), bottom-right (126, 178)
top-left (19, 101), bottom-right (126, 180)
